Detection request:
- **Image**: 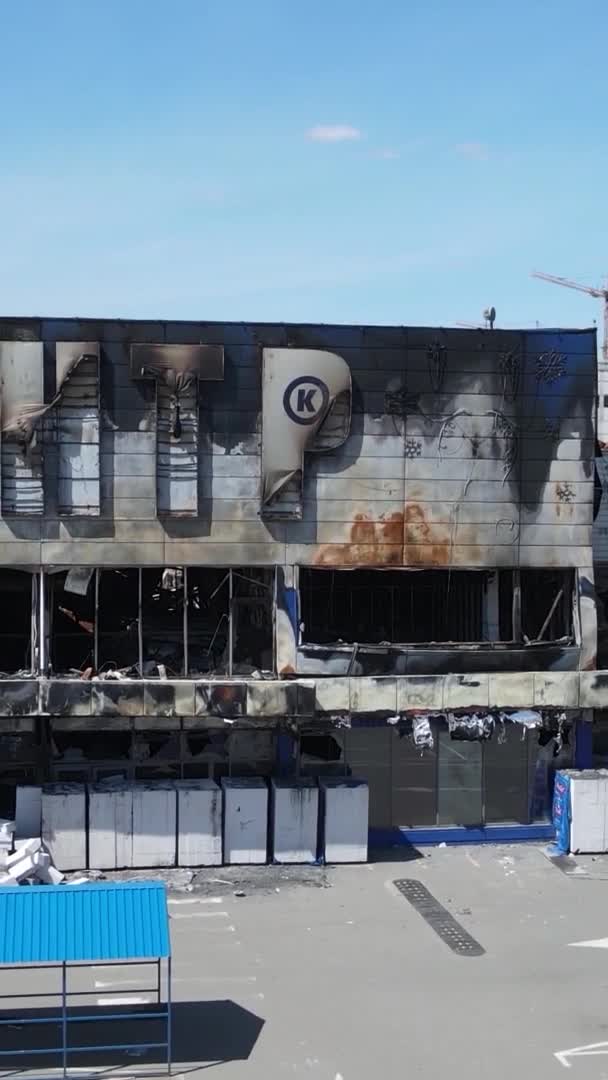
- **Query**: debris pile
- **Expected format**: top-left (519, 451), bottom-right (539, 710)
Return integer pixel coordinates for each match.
top-left (0, 819), bottom-right (15, 858)
top-left (0, 835), bottom-right (65, 887)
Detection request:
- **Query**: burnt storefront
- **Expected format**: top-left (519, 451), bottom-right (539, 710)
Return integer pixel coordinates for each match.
top-left (0, 318), bottom-right (599, 842)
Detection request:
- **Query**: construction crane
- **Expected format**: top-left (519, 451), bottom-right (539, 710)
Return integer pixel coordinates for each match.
top-left (531, 270), bottom-right (608, 362)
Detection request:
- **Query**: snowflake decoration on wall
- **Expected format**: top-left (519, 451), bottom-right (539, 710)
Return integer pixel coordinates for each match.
top-left (536, 349), bottom-right (566, 384)
top-left (405, 438), bottom-right (422, 458)
top-left (556, 482), bottom-right (575, 503)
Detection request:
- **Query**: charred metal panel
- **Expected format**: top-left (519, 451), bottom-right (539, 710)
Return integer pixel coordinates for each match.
top-left (533, 671), bottom-right (580, 707)
top-left (1, 670), bottom-right (608, 717)
top-left (397, 675), bottom-right (444, 710)
top-left (580, 670), bottom-right (608, 707)
top-left (42, 680), bottom-right (92, 717)
top-left (130, 343), bottom-right (224, 381)
top-left (54, 344), bottom-right (100, 516)
top-left (350, 677), bottom-right (397, 714)
top-left (296, 643), bottom-right (581, 676)
top-left (0, 681), bottom-right (39, 717)
top-left (144, 680), bottom-right (195, 717)
top-left (313, 678), bottom-right (349, 713)
top-left (91, 680), bottom-right (144, 717)
top-left (296, 680), bottom-right (317, 717)
top-left (246, 680), bottom-right (298, 717)
top-left (195, 681), bottom-right (245, 718)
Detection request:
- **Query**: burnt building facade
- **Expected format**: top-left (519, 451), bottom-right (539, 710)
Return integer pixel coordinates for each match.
top-left (0, 317), bottom-right (600, 843)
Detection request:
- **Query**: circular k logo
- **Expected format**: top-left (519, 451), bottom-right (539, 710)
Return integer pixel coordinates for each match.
top-left (283, 376), bottom-right (330, 426)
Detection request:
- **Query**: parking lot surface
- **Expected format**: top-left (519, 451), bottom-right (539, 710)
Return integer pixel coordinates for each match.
top-left (4, 844), bottom-right (608, 1078)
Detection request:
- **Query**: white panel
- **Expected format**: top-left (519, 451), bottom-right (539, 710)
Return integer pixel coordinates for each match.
top-left (569, 771), bottom-right (608, 854)
top-left (320, 778), bottom-right (369, 863)
top-left (271, 779), bottom-right (318, 863)
top-left (176, 780), bottom-right (222, 866)
top-left (131, 783), bottom-right (177, 867)
top-left (41, 783), bottom-right (86, 870)
top-left (15, 785), bottom-right (42, 839)
top-left (222, 777), bottom-right (268, 864)
top-left (88, 785), bottom-right (133, 870)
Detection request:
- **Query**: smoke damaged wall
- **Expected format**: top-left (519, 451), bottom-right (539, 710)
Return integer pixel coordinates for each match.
top-left (0, 319), bottom-right (595, 578)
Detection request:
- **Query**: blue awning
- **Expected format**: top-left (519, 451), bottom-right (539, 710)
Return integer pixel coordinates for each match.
top-left (0, 882), bottom-right (170, 965)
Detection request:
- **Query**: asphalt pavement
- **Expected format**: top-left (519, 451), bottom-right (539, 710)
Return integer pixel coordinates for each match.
top-left (4, 843), bottom-right (608, 1078)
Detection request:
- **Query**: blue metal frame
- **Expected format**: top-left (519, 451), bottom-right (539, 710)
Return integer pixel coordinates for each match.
top-left (574, 716), bottom-right (593, 768)
top-left (369, 823), bottom-right (555, 847)
top-left (0, 956), bottom-right (172, 1077)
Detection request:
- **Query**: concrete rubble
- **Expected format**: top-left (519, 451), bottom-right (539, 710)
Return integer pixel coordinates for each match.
top-left (0, 834), bottom-right (66, 886)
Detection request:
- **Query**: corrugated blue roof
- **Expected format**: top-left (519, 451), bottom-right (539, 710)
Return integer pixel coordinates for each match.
top-left (0, 882), bottom-right (170, 965)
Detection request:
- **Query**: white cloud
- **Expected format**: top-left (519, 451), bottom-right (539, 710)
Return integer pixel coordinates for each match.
top-left (374, 148), bottom-right (400, 160)
top-left (455, 141), bottom-right (490, 161)
top-left (306, 124), bottom-right (362, 143)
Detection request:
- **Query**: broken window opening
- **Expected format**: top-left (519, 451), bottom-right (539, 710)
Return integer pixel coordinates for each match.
top-left (48, 569), bottom-right (96, 675)
top-left (299, 731), bottom-right (347, 778)
top-left (187, 567), bottom-right (275, 677)
top-left (187, 569), bottom-right (231, 676)
top-left (141, 567), bottom-right (186, 677)
top-left (132, 731), bottom-right (181, 781)
top-left (51, 730), bottom-right (132, 763)
top-left (227, 729), bottom-right (276, 777)
top-left (299, 568), bottom-right (576, 648)
top-left (300, 569), bottom-right (507, 646)
top-left (184, 730), bottom-right (229, 782)
top-left (43, 564), bottom-right (277, 678)
top-left (97, 568), bottom-right (141, 674)
top-left (0, 570), bottom-right (35, 675)
top-left (520, 569), bottom-right (574, 644)
top-left (231, 568), bottom-right (274, 675)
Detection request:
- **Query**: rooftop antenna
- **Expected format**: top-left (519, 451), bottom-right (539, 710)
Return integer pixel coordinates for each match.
top-left (531, 270), bottom-right (608, 363)
top-left (456, 307), bottom-right (496, 330)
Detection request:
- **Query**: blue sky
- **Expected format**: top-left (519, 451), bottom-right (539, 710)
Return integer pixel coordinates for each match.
top-left (0, 0), bottom-right (607, 330)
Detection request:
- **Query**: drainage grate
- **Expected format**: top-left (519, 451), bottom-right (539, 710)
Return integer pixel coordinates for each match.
top-left (393, 879), bottom-right (485, 957)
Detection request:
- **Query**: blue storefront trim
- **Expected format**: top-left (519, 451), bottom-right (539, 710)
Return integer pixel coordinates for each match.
top-left (369, 824), bottom-right (555, 847)
top-left (574, 716), bottom-right (593, 769)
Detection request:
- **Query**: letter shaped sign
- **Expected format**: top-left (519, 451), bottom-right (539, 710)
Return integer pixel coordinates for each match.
top-left (261, 348), bottom-right (351, 517)
top-left (130, 344), bottom-right (224, 516)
